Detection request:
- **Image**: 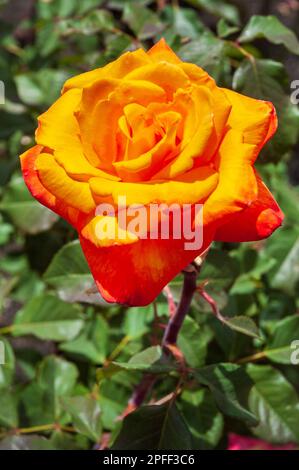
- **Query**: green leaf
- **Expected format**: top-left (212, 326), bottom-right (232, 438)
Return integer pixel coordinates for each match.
top-left (198, 248), bottom-right (239, 289)
top-left (162, 6), bottom-right (206, 41)
top-left (36, 21), bottom-right (61, 57)
top-left (122, 3), bottom-right (164, 40)
top-left (259, 291), bottom-right (296, 327)
top-left (12, 294), bottom-right (84, 341)
top-left (184, 0), bottom-right (240, 25)
top-left (194, 363), bottom-right (258, 425)
top-left (112, 401), bottom-right (193, 450)
top-left (123, 305), bottom-right (153, 338)
top-left (12, 271), bottom-right (45, 304)
top-left (217, 18), bottom-right (239, 38)
top-left (77, 0), bottom-right (105, 16)
top-left (178, 317), bottom-right (213, 368)
top-left (178, 33), bottom-right (231, 84)
top-left (21, 356), bottom-right (78, 425)
top-left (38, 355), bottom-right (78, 397)
top-left (247, 364), bottom-right (299, 443)
top-left (238, 15), bottom-right (299, 55)
top-left (127, 346), bottom-right (164, 367)
top-left (60, 9), bottom-right (115, 36)
top-left (44, 240), bottom-right (101, 304)
top-left (0, 276), bottom-right (17, 314)
top-left (233, 59), bottom-right (299, 162)
top-left (101, 31), bottom-right (132, 64)
top-left (98, 346), bottom-right (176, 380)
top-left (263, 225), bottom-right (299, 284)
top-left (0, 176), bottom-right (58, 234)
top-left (80, 9), bottom-right (115, 34)
top-left (15, 70), bottom-right (70, 106)
top-left (108, 0), bottom-right (151, 8)
top-left (263, 315), bottom-right (299, 364)
top-left (0, 110), bottom-right (34, 140)
top-left (223, 316), bottom-right (260, 339)
top-left (61, 396), bottom-right (102, 441)
top-left (60, 315), bottom-right (109, 364)
top-left (229, 249), bottom-right (276, 296)
top-left (180, 389), bottom-right (224, 449)
top-left (0, 390), bottom-right (18, 428)
top-left (270, 167), bottom-right (299, 226)
top-left (0, 435), bottom-right (54, 450)
top-left (98, 380), bottom-right (129, 430)
top-left (15, 74), bottom-right (44, 106)
top-left (0, 337), bottom-right (15, 388)
top-left (37, 0), bottom-right (79, 19)
top-left (271, 237), bottom-right (299, 296)
top-left (49, 430), bottom-right (89, 450)
top-left (0, 218), bottom-right (13, 246)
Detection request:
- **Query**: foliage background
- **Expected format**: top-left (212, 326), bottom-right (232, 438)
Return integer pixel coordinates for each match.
top-left (0, 0), bottom-right (299, 450)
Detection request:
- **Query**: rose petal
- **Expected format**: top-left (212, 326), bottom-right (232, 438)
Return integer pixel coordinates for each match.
top-left (124, 62), bottom-right (190, 100)
top-left (147, 38), bottom-right (182, 64)
top-left (81, 215), bottom-right (139, 247)
top-left (63, 49), bottom-right (151, 92)
top-left (76, 80), bottom-right (166, 169)
top-left (89, 165), bottom-right (218, 206)
top-left (153, 86), bottom-right (215, 178)
top-left (20, 145), bottom-right (79, 226)
top-left (203, 129), bottom-right (258, 226)
top-left (223, 88), bottom-right (277, 156)
top-left (113, 110), bottom-right (181, 181)
top-left (215, 172), bottom-right (284, 241)
top-left (36, 88), bottom-right (82, 151)
top-left (35, 153), bottom-right (95, 213)
top-left (79, 227), bottom-right (214, 306)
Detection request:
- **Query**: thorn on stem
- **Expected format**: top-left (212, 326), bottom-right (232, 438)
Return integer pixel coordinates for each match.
top-left (163, 285), bottom-right (176, 317)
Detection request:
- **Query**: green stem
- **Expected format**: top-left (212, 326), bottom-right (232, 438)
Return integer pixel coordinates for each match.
top-left (0, 423), bottom-right (76, 440)
top-left (0, 325), bottom-right (13, 335)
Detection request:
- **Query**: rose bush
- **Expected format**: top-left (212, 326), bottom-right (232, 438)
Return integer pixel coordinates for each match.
top-left (20, 39), bottom-right (283, 306)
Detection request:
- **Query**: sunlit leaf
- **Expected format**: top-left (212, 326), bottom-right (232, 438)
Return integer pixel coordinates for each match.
top-left (239, 15), bottom-right (299, 55)
top-left (194, 363), bottom-right (258, 425)
top-left (44, 240), bottom-right (103, 305)
top-left (61, 395), bottom-right (102, 441)
top-left (247, 364), bottom-right (299, 443)
top-left (0, 177), bottom-right (58, 234)
top-left (12, 294), bottom-right (84, 341)
top-left (223, 316), bottom-right (260, 339)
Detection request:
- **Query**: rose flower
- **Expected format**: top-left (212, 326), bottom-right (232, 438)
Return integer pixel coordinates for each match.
top-left (20, 39), bottom-right (283, 306)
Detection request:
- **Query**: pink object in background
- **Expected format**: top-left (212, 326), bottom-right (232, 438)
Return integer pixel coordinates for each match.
top-left (228, 433), bottom-right (297, 450)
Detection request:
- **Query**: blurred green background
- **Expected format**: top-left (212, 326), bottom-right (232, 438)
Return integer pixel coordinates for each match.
top-left (1, 0), bottom-right (299, 450)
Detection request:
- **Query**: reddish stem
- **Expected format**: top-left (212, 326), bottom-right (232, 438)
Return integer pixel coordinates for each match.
top-left (162, 268), bottom-right (197, 349)
top-left (163, 285), bottom-right (176, 317)
top-left (198, 287), bottom-right (226, 323)
top-left (124, 265), bottom-right (198, 413)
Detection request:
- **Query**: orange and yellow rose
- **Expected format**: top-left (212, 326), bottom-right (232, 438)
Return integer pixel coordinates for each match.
top-left (20, 39), bottom-right (283, 306)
